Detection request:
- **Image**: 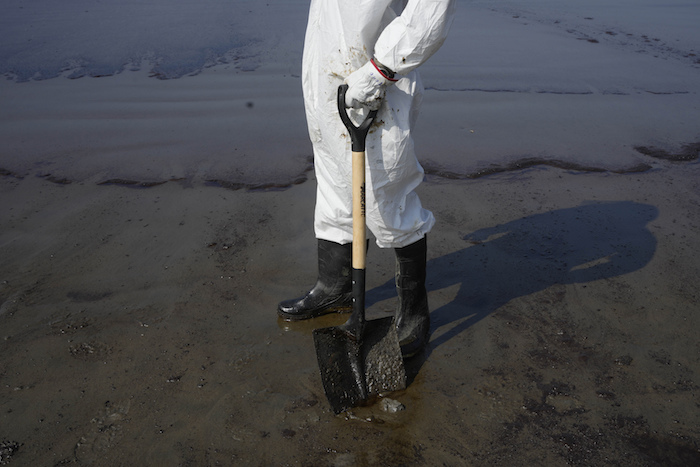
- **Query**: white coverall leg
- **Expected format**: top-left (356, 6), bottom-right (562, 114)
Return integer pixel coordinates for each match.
top-left (302, 0), bottom-right (457, 249)
top-left (278, 1), bottom-right (455, 351)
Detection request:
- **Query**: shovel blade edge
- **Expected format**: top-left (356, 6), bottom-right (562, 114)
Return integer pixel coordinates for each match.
top-left (313, 326), bottom-right (365, 414)
top-left (313, 317), bottom-right (406, 414)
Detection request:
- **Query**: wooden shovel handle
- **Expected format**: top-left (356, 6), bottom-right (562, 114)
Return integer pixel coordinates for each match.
top-left (337, 84), bottom-right (377, 270)
top-left (352, 150), bottom-right (366, 270)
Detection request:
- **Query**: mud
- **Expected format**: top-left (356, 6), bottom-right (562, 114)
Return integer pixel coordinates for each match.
top-left (1, 156), bottom-right (699, 465)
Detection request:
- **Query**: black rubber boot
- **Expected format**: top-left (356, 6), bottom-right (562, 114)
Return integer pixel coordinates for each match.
top-left (394, 236), bottom-right (430, 357)
top-left (277, 239), bottom-right (353, 321)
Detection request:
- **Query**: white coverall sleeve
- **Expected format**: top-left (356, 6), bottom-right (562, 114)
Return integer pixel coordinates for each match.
top-left (373, 0), bottom-right (457, 76)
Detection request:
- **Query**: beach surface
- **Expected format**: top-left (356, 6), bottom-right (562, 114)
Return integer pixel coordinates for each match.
top-left (2, 0), bottom-right (700, 464)
top-left (2, 161), bottom-right (699, 465)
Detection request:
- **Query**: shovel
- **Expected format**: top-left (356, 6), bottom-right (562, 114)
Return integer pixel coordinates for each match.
top-left (312, 85), bottom-right (407, 414)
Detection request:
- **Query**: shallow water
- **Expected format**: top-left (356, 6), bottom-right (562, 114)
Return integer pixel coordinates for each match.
top-left (0, 0), bottom-right (309, 81)
top-left (1, 0), bottom-right (699, 184)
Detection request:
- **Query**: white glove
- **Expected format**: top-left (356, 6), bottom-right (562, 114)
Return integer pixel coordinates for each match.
top-left (344, 59), bottom-right (398, 110)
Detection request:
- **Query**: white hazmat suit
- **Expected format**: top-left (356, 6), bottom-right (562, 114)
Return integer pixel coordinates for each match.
top-left (302, 0), bottom-right (456, 248)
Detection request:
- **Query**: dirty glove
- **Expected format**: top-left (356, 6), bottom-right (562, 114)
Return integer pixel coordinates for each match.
top-left (344, 59), bottom-right (398, 110)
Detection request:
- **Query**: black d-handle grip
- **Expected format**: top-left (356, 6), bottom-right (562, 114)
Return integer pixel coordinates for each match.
top-left (337, 84), bottom-right (378, 152)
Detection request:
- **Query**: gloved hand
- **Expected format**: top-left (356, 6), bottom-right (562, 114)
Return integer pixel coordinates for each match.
top-left (344, 59), bottom-right (397, 110)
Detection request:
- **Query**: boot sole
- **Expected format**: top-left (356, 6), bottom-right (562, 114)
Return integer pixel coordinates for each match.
top-left (277, 304), bottom-right (352, 322)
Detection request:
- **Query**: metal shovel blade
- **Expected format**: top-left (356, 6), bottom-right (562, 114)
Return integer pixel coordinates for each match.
top-left (313, 316), bottom-right (406, 414)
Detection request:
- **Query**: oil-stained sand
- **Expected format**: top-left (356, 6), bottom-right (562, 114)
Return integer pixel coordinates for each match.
top-left (1, 158), bottom-right (699, 465)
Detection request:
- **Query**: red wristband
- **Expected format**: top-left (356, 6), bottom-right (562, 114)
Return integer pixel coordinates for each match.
top-left (371, 58), bottom-right (398, 82)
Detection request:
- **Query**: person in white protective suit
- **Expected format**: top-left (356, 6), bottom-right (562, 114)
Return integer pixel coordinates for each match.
top-left (278, 0), bottom-right (456, 357)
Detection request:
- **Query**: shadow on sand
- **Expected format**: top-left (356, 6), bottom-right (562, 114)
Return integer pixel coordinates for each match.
top-left (366, 200), bottom-right (658, 360)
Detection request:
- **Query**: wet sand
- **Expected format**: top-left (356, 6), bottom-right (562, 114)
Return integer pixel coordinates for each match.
top-left (2, 157), bottom-right (699, 465)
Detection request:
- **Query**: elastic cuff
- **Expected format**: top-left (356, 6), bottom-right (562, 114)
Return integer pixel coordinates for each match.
top-left (371, 58), bottom-right (398, 82)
